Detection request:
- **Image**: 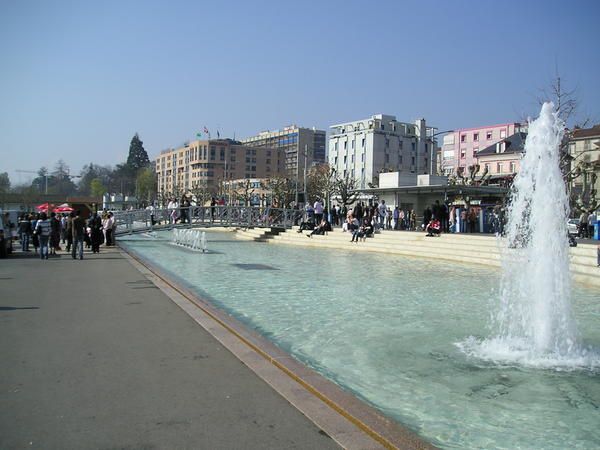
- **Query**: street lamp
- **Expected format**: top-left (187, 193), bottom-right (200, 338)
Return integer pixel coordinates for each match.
top-left (430, 129), bottom-right (454, 175)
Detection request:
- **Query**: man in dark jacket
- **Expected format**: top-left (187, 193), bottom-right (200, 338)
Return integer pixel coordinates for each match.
top-left (72, 210), bottom-right (86, 260)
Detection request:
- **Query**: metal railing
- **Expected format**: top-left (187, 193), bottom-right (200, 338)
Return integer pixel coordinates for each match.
top-left (113, 206), bottom-right (304, 235)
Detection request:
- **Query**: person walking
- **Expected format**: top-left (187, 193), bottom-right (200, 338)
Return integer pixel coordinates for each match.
top-left (89, 213), bottom-right (103, 253)
top-left (49, 212), bottom-right (61, 255)
top-left (72, 210), bottom-right (86, 260)
top-left (588, 211), bottom-right (597, 240)
top-left (579, 210), bottom-right (589, 238)
top-left (34, 212), bottom-right (51, 260)
top-left (18, 214), bottom-right (32, 252)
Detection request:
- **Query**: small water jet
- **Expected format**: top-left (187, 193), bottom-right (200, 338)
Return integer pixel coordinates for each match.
top-left (460, 103), bottom-right (599, 370)
top-left (172, 229), bottom-right (207, 252)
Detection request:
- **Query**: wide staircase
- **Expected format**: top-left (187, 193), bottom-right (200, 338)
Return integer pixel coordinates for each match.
top-left (235, 227), bottom-right (600, 287)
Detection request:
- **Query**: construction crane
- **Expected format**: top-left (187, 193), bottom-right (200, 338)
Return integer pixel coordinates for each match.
top-left (16, 169), bottom-right (48, 194)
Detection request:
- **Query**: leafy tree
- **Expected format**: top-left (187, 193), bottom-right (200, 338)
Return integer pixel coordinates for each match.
top-left (0, 172), bottom-right (10, 193)
top-left (50, 159), bottom-right (77, 196)
top-left (127, 133), bottom-right (150, 172)
top-left (90, 178), bottom-right (106, 197)
top-left (135, 166), bottom-right (156, 204)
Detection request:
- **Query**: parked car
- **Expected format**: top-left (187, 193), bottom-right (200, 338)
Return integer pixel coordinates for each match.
top-left (567, 218), bottom-right (580, 235)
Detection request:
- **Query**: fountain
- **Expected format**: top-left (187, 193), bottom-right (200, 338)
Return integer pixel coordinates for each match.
top-left (460, 103), bottom-right (598, 369)
top-left (172, 228), bottom-right (207, 252)
top-left (118, 114), bottom-right (599, 448)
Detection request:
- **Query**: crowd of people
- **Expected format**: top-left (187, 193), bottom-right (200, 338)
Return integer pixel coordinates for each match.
top-left (15, 210), bottom-right (117, 260)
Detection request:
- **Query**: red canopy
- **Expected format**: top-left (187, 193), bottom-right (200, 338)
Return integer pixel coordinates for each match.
top-left (54, 205), bottom-right (74, 213)
top-left (36, 202), bottom-right (55, 212)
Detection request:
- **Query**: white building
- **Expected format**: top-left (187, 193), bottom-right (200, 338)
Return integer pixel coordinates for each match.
top-left (328, 114), bottom-right (436, 188)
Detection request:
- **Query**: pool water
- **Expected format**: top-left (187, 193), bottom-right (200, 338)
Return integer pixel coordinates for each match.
top-left (120, 231), bottom-right (600, 449)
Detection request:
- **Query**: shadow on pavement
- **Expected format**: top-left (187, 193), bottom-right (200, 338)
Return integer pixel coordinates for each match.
top-left (0, 306), bottom-right (40, 311)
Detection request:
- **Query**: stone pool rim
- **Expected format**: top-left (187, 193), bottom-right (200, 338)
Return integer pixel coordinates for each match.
top-left (119, 242), bottom-right (436, 450)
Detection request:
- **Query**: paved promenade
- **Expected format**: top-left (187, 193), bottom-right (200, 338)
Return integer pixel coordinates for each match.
top-left (0, 249), bottom-right (341, 449)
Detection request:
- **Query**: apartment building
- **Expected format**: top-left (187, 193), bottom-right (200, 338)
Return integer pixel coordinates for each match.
top-left (569, 124), bottom-right (600, 202)
top-left (476, 132), bottom-right (526, 181)
top-left (241, 125), bottom-right (326, 178)
top-left (155, 139), bottom-right (285, 197)
top-left (440, 123), bottom-right (525, 175)
top-left (328, 114), bottom-right (436, 189)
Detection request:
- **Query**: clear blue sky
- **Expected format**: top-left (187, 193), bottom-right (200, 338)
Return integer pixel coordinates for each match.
top-left (1, 0), bottom-right (599, 185)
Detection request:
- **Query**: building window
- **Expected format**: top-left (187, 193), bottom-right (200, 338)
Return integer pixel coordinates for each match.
top-left (486, 131), bottom-right (492, 140)
top-left (335, 142), bottom-right (338, 151)
top-left (343, 155), bottom-right (347, 164)
top-left (351, 140), bottom-right (355, 149)
top-left (497, 163), bottom-right (503, 173)
top-left (473, 147), bottom-right (479, 154)
top-left (362, 138), bottom-right (365, 148)
top-left (351, 154), bottom-right (354, 163)
top-left (461, 134), bottom-right (466, 142)
top-left (510, 162), bottom-right (516, 173)
top-left (334, 156), bottom-right (338, 164)
top-left (500, 130), bottom-right (506, 138)
top-left (411, 142), bottom-right (416, 152)
top-left (460, 148), bottom-right (466, 158)
top-left (344, 141), bottom-right (347, 150)
top-left (473, 133), bottom-right (479, 141)
top-left (385, 154), bottom-right (390, 163)
top-left (361, 153), bottom-right (365, 162)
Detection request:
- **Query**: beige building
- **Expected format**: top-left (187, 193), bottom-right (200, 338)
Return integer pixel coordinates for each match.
top-left (569, 125), bottom-right (600, 206)
top-left (155, 139), bottom-right (285, 198)
top-left (476, 132), bottom-right (526, 182)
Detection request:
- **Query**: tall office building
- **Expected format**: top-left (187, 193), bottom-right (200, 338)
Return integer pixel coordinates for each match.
top-left (155, 138), bottom-right (285, 197)
top-left (328, 114), bottom-right (436, 188)
top-left (241, 125), bottom-right (327, 179)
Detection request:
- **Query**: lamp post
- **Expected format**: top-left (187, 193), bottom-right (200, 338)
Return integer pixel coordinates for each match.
top-left (430, 129), bottom-right (454, 175)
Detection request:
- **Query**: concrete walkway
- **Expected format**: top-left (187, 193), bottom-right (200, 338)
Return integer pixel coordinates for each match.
top-left (0, 249), bottom-right (342, 450)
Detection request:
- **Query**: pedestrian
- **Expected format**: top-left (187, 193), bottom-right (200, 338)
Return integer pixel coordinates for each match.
top-left (72, 210), bottom-right (86, 260)
top-left (588, 211), bottom-right (597, 240)
top-left (65, 211), bottom-right (74, 252)
top-left (49, 212), bottom-right (61, 255)
top-left (579, 210), bottom-right (589, 238)
top-left (89, 212), bottom-right (103, 253)
top-left (30, 214), bottom-right (40, 254)
top-left (18, 214), bottom-right (32, 252)
top-left (34, 212), bottom-right (51, 260)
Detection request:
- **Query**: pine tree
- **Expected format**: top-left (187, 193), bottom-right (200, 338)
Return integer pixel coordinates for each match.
top-left (126, 133), bottom-right (150, 172)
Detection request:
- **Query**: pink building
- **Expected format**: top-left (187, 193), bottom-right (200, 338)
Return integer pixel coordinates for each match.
top-left (440, 122), bottom-right (525, 175)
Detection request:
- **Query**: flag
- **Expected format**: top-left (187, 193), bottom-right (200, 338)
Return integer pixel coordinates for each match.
top-left (196, 132), bottom-right (202, 138)
top-left (217, 130), bottom-right (220, 138)
top-left (203, 126), bottom-right (209, 134)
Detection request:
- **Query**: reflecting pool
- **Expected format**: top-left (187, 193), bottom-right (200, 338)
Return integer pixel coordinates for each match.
top-left (120, 231), bottom-right (600, 449)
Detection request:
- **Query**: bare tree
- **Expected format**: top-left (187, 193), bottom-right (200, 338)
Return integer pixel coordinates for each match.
top-left (234, 179), bottom-right (256, 206)
top-left (262, 176), bottom-right (295, 208)
top-left (332, 173), bottom-right (359, 207)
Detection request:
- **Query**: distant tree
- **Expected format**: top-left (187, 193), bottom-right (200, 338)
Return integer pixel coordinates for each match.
top-left (234, 179), bottom-right (256, 206)
top-left (537, 74), bottom-right (597, 212)
top-left (332, 173), bottom-right (359, 207)
top-left (0, 172), bottom-right (10, 193)
top-left (113, 163), bottom-right (136, 195)
top-left (126, 133), bottom-right (150, 172)
top-left (135, 166), bottom-right (157, 204)
top-left (50, 159), bottom-right (77, 196)
top-left (90, 178), bottom-right (106, 197)
top-left (307, 164), bottom-right (337, 210)
top-left (189, 180), bottom-right (211, 207)
top-left (262, 176), bottom-right (295, 208)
